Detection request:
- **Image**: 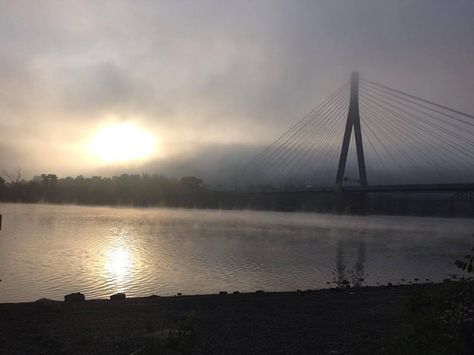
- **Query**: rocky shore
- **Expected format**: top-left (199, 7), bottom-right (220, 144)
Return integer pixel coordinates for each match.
top-left (0, 285), bottom-right (433, 354)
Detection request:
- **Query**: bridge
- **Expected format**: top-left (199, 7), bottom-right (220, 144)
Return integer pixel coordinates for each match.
top-left (232, 72), bottom-right (474, 212)
top-left (244, 183), bottom-right (474, 194)
top-left (238, 72), bottom-right (473, 190)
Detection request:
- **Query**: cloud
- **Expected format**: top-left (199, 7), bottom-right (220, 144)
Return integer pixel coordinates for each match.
top-left (58, 61), bottom-right (154, 117)
top-left (0, 0), bottom-right (473, 181)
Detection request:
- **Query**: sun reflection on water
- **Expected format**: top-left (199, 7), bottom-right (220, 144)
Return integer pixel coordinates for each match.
top-left (105, 246), bottom-right (132, 280)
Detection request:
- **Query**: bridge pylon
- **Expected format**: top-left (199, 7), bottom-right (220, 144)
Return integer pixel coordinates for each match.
top-left (335, 72), bottom-right (367, 190)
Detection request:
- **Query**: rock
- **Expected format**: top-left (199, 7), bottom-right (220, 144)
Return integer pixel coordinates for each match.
top-left (110, 293), bottom-right (126, 301)
top-left (255, 290), bottom-right (265, 294)
top-left (219, 291), bottom-right (227, 295)
top-left (64, 292), bottom-right (85, 302)
top-left (177, 292), bottom-right (182, 296)
top-left (35, 298), bottom-right (58, 307)
top-left (233, 291), bottom-right (240, 294)
top-left (146, 294), bottom-right (160, 299)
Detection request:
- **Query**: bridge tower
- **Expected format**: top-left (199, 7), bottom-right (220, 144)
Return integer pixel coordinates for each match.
top-left (335, 72), bottom-right (367, 190)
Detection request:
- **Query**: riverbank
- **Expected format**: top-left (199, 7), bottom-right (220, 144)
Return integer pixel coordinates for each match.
top-left (0, 284), bottom-right (436, 354)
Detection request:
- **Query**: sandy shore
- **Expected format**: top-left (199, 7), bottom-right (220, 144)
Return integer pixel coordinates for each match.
top-left (0, 285), bottom-right (432, 354)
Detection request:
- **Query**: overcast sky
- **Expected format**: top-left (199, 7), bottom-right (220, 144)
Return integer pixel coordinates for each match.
top-left (1, 0), bottom-right (473, 179)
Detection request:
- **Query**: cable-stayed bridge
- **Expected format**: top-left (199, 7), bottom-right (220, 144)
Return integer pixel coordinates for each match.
top-left (238, 72), bottom-right (474, 199)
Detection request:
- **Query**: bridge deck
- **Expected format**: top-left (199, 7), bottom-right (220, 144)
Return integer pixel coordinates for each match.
top-left (235, 183), bottom-right (474, 194)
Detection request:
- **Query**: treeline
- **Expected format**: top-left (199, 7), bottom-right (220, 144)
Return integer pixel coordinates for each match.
top-left (0, 173), bottom-right (471, 217)
top-left (0, 174), bottom-right (221, 207)
top-left (0, 172), bottom-right (333, 211)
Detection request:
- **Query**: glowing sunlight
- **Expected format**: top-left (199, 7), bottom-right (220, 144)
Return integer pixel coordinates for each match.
top-left (88, 122), bottom-right (157, 164)
top-left (105, 246), bottom-right (132, 278)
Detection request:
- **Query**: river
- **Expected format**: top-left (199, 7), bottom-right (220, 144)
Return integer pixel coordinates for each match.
top-left (0, 202), bottom-right (472, 302)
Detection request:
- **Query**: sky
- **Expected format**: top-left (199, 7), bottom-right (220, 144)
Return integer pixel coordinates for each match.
top-left (1, 0), bottom-right (473, 182)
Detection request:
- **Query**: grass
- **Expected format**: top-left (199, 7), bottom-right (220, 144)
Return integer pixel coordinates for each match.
top-left (387, 280), bottom-right (474, 354)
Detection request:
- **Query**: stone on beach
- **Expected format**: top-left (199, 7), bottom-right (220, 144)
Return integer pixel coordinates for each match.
top-left (110, 293), bottom-right (126, 301)
top-left (35, 298), bottom-right (58, 308)
top-left (64, 292), bottom-right (85, 302)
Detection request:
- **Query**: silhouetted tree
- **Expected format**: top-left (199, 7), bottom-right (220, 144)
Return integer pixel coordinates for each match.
top-left (2, 168), bottom-right (22, 184)
top-left (180, 176), bottom-right (203, 189)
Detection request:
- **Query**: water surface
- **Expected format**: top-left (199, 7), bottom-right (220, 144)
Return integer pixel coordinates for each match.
top-left (0, 202), bottom-right (472, 302)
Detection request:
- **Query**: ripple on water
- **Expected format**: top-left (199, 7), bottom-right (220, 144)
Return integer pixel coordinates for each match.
top-left (0, 202), bottom-right (472, 302)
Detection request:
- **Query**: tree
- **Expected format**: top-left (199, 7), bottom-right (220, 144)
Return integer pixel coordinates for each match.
top-left (2, 168), bottom-right (22, 184)
top-left (180, 176), bottom-right (203, 189)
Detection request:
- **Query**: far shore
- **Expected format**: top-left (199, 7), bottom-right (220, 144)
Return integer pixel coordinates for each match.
top-left (1, 200), bottom-right (472, 221)
top-left (0, 284), bottom-right (436, 354)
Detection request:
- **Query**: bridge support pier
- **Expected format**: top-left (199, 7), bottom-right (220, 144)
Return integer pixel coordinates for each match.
top-left (335, 72), bottom-right (367, 190)
top-left (333, 72), bottom-right (368, 214)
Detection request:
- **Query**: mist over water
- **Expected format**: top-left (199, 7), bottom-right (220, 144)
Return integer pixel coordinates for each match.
top-left (0, 202), bottom-right (472, 303)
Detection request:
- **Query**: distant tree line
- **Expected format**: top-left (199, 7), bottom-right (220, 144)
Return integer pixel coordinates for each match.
top-left (0, 171), bottom-right (471, 217)
top-left (0, 173), bottom-right (220, 208)
top-left (0, 171), bottom-right (336, 211)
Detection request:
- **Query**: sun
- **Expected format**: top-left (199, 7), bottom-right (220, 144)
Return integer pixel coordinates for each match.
top-left (88, 122), bottom-right (156, 164)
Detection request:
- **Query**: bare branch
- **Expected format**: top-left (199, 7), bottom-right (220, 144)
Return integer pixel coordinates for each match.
top-left (2, 168), bottom-right (22, 184)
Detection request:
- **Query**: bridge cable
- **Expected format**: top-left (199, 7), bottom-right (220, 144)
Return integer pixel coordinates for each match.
top-left (247, 88), bottom-right (347, 181)
top-left (360, 97), bottom-right (474, 175)
top-left (360, 90), bottom-right (474, 161)
top-left (361, 80), bottom-right (474, 127)
top-left (303, 102), bottom-right (349, 185)
top-left (359, 111), bottom-right (405, 181)
top-left (360, 94), bottom-right (474, 174)
top-left (359, 106), bottom-right (420, 181)
top-left (259, 91), bottom-right (349, 182)
top-left (243, 82), bottom-right (349, 174)
top-left (274, 97), bottom-right (349, 183)
top-left (360, 102), bottom-right (457, 181)
top-left (360, 85), bottom-right (474, 147)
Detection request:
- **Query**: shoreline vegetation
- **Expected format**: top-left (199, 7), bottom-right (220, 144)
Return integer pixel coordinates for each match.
top-left (0, 173), bottom-right (472, 217)
top-left (0, 282), bottom-right (472, 354)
